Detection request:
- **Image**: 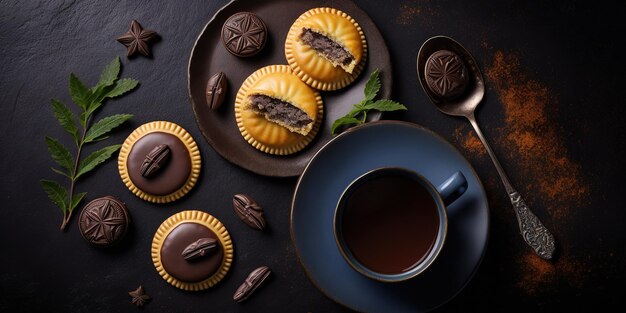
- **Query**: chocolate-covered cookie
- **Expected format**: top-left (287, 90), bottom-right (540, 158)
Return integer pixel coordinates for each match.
top-left (424, 50), bottom-right (469, 100)
top-left (127, 132), bottom-right (190, 196)
top-left (152, 210), bottom-right (234, 291)
top-left (221, 12), bottom-right (267, 57)
top-left (118, 121), bottom-right (201, 203)
top-left (78, 196), bottom-right (130, 247)
top-left (160, 223), bottom-right (224, 282)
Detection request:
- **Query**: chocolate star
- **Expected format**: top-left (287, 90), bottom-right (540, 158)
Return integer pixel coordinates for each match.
top-left (117, 20), bottom-right (157, 57)
top-left (128, 285), bottom-right (151, 307)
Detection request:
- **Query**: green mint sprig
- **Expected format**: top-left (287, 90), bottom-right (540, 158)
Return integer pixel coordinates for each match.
top-left (331, 69), bottom-right (407, 136)
top-left (40, 57), bottom-right (138, 231)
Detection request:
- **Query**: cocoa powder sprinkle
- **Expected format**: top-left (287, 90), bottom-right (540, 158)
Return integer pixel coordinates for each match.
top-left (485, 51), bottom-right (589, 221)
top-left (454, 50), bottom-right (591, 296)
top-left (486, 51), bottom-right (590, 295)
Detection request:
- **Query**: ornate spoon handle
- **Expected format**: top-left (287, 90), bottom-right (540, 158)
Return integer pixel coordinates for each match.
top-left (467, 114), bottom-right (555, 259)
top-left (509, 191), bottom-right (556, 259)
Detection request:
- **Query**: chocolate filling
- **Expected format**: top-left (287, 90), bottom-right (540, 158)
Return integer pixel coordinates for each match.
top-left (300, 28), bottom-right (354, 66)
top-left (249, 94), bottom-right (313, 128)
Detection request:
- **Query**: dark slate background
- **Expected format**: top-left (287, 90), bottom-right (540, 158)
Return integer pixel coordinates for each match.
top-left (1, 0), bottom-right (624, 312)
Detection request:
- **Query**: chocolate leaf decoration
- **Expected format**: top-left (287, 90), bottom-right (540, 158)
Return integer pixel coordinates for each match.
top-left (139, 144), bottom-right (171, 178)
top-left (40, 180), bottom-right (68, 213)
top-left (233, 194), bottom-right (266, 230)
top-left (45, 136), bottom-right (74, 175)
top-left (97, 57), bottom-right (120, 87)
top-left (69, 73), bottom-right (90, 110)
top-left (363, 69), bottom-right (381, 102)
top-left (50, 99), bottom-right (80, 146)
top-left (182, 238), bottom-right (218, 261)
top-left (106, 78), bottom-right (139, 99)
top-left (233, 266), bottom-right (272, 302)
top-left (84, 114), bottom-right (133, 143)
top-left (75, 144), bottom-right (121, 179)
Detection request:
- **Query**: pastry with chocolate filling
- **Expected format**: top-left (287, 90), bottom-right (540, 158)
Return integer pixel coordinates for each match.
top-left (118, 121), bottom-right (201, 203)
top-left (235, 65), bottom-right (323, 155)
top-left (152, 210), bottom-right (233, 291)
top-left (285, 7), bottom-right (367, 91)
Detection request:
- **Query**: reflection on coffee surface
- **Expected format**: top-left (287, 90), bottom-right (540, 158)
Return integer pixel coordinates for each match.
top-left (341, 173), bottom-right (440, 274)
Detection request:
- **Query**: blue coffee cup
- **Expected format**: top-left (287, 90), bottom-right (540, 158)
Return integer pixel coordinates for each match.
top-left (334, 167), bottom-right (467, 282)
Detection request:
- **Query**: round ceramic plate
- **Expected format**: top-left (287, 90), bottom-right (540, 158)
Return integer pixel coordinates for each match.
top-left (188, 0), bottom-right (391, 177)
top-left (291, 121), bottom-right (489, 312)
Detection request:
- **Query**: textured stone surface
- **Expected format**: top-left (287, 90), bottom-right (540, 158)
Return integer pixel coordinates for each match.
top-left (0, 0), bottom-right (624, 312)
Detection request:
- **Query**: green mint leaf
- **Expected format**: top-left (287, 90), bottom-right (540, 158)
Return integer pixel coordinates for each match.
top-left (69, 73), bottom-right (90, 110)
top-left (70, 192), bottom-right (87, 212)
top-left (79, 111), bottom-right (89, 128)
top-left (362, 99), bottom-right (407, 112)
top-left (41, 179), bottom-right (68, 213)
top-left (84, 84), bottom-right (112, 115)
top-left (45, 136), bottom-right (74, 174)
top-left (51, 167), bottom-right (71, 179)
top-left (75, 144), bottom-right (121, 180)
top-left (84, 114), bottom-right (133, 143)
top-left (106, 78), bottom-right (139, 98)
top-left (88, 136), bottom-right (110, 142)
top-left (346, 106), bottom-right (365, 118)
top-left (44, 58), bottom-right (140, 231)
top-left (331, 116), bottom-right (362, 136)
top-left (97, 57), bottom-right (121, 87)
top-left (81, 63), bottom-right (138, 121)
top-left (363, 69), bottom-right (381, 102)
top-left (50, 99), bottom-right (80, 146)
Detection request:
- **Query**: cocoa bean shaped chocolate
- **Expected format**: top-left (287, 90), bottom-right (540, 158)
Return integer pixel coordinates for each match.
top-left (206, 72), bottom-right (227, 110)
top-left (181, 237), bottom-right (218, 261)
top-left (232, 194), bottom-right (266, 230)
top-left (139, 144), bottom-right (171, 178)
top-left (233, 266), bottom-right (271, 303)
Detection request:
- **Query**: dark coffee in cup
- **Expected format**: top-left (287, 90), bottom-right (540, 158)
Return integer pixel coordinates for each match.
top-left (339, 171), bottom-right (440, 275)
top-left (334, 167), bottom-right (467, 282)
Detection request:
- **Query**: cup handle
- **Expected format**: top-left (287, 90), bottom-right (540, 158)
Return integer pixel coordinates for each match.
top-left (436, 171), bottom-right (468, 206)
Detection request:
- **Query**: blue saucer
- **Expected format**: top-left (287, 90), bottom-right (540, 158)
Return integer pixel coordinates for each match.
top-left (291, 121), bottom-right (489, 312)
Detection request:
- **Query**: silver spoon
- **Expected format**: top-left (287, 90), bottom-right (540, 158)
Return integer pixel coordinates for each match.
top-left (416, 36), bottom-right (555, 259)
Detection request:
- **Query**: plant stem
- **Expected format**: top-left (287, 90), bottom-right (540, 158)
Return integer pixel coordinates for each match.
top-left (60, 124), bottom-right (87, 231)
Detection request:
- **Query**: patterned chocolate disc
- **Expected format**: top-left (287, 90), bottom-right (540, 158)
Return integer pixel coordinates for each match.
top-left (424, 50), bottom-right (469, 100)
top-left (221, 12), bottom-right (267, 57)
top-left (78, 196), bottom-right (130, 247)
